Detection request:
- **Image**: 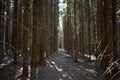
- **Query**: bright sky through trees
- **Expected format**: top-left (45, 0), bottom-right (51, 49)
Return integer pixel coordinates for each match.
top-left (59, 0), bottom-right (67, 31)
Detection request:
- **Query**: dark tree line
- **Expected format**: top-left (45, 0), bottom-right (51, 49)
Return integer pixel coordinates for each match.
top-left (63, 0), bottom-right (120, 80)
top-left (0, 0), bottom-right (59, 76)
top-left (0, 0), bottom-right (120, 80)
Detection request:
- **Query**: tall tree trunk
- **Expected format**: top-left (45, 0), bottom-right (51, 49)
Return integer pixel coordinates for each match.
top-left (17, 0), bottom-right (23, 55)
top-left (6, 0), bottom-right (11, 54)
top-left (79, 0), bottom-right (85, 57)
top-left (22, 0), bottom-right (30, 76)
top-left (96, 0), bottom-right (103, 58)
top-left (12, 0), bottom-right (18, 64)
top-left (73, 0), bottom-right (78, 62)
top-left (112, 0), bottom-right (118, 61)
top-left (31, 0), bottom-right (37, 68)
top-left (37, 0), bottom-right (46, 65)
top-left (87, 0), bottom-right (91, 61)
top-left (0, 0), bottom-right (3, 58)
top-left (101, 0), bottom-right (113, 79)
top-left (111, 0), bottom-right (119, 79)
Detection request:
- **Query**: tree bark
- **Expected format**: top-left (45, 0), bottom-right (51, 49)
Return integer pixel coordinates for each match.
top-left (12, 0), bottom-right (18, 64)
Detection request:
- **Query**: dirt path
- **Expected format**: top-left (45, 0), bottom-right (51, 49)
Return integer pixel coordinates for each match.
top-left (0, 50), bottom-right (97, 80)
top-left (47, 50), bottom-right (97, 80)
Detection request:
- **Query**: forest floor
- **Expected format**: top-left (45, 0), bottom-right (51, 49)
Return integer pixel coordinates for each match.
top-left (0, 50), bottom-right (97, 80)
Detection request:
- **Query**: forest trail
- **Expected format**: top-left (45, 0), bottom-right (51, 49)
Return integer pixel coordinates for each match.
top-left (47, 50), bottom-right (97, 80)
top-left (0, 50), bottom-right (97, 80)
top-left (29, 50), bottom-right (97, 80)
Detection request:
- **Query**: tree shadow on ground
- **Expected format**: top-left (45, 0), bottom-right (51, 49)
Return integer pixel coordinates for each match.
top-left (0, 62), bottom-right (21, 80)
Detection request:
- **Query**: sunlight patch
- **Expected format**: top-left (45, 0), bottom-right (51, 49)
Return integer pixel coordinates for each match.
top-left (62, 74), bottom-right (67, 77)
top-left (54, 64), bottom-right (63, 72)
top-left (51, 61), bottom-right (55, 64)
top-left (28, 66), bottom-right (31, 78)
top-left (78, 59), bottom-right (85, 62)
top-left (85, 69), bottom-right (96, 73)
top-left (85, 54), bottom-right (96, 60)
top-left (59, 78), bottom-right (63, 80)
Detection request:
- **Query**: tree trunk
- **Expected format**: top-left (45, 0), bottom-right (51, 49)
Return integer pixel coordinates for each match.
top-left (22, 0), bottom-right (30, 76)
top-left (31, 0), bottom-right (37, 68)
top-left (12, 0), bottom-right (18, 64)
top-left (101, 0), bottom-right (113, 79)
top-left (73, 0), bottom-right (78, 62)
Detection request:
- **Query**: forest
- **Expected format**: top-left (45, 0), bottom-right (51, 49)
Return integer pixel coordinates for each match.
top-left (0, 0), bottom-right (120, 80)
